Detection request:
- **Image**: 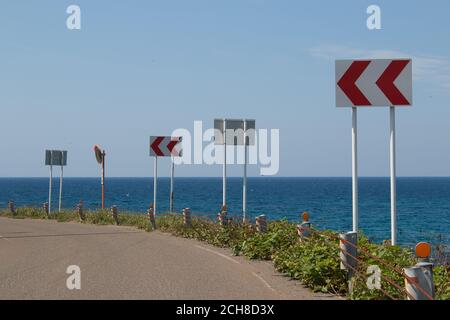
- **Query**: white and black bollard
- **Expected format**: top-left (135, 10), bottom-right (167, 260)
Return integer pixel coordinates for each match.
top-left (43, 202), bottom-right (49, 216)
top-left (217, 205), bottom-right (228, 227)
top-left (340, 231), bottom-right (358, 294)
top-left (147, 205), bottom-right (157, 230)
top-left (256, 215), bottom-right (267, 233)
top-left (111, 206), bottom-right (119, 225)
top-left (183, 208), bottom-right (192, 227)
top-left (339, 232), bottom-right (358, 278)
top-left (8, 201), bottom-right (15, 215)
top-left (76, 201), bottom-right (85, 221)
top-left (404, 242), bottom-right (435, 300)
top-left (297, 212), bottom-right (311, 240)
top-left (404, 263), bottom-right (435, 300)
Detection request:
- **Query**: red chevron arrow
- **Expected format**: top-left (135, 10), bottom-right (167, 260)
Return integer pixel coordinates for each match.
top-left (337, 60), bottom-right (372, 106)
top-left (167, 139), bottom-right (179, 154)
top-left (376, 60), bottom-right (410, 105)
top-left (151, 137), bottom-right (164, 156)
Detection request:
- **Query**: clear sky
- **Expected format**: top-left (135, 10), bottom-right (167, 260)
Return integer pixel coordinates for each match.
top-left (1, 0), bottom-right (449, 177)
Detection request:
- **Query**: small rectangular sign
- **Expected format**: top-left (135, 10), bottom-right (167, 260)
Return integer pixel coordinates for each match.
top-left (150, 136), bottom-right (183, 157)
top-left (45, 150), bottom-right (68, 166)
top-left (214, 119), bottom-right (256, 146)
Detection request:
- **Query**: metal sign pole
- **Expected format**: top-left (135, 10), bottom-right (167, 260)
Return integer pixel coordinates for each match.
top-left (223, 119), bottom-right (227, 207)
top-left (390, 106), bottom-right (397, 245)
top-left (49, 163), bottom-right (53, 215)
top-left (243, 120), bottom-right (248, 222)
top-left (59, 165), bottom-right (63, 212)
top-left (170, 156), bottom-right (174, 213)
top-left (101, 151), bottom-right (105, 209)
top-left (352, 107), bottom-right (359, 233)
top-left (154, 156), bottom-right (158, 216)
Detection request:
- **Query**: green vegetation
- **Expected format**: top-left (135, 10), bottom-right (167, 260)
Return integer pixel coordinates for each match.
top-left (272, 230), bottom-right (348, 295)
top-left (1, 207), bottom-right (448, 300)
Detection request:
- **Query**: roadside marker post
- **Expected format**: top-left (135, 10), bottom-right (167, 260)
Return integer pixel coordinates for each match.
top-left (170, 156), bottom-right (175, 213)
top-left (59, 165), bottom-right (63, 211)
top-left (351, 107), bottom-right (358, 232)
top-left (150, 136), bottom-right (183, 216)
top-left (339, 231), bottom-right (358, 294)
top-left (43, 202), bottom-right (49, 216)
top-left (8, 201), bottom-right (15, 215)
top-left (340, 232), bottom-right (358, 279)
top-left (404, 242), bottom-right (435, 300)
top-left (390, 106), bottom-right (397, 245)
top-left (256, 215), bottom-right (267, 233)
top-left (297, 212), bottom-right (311, 240)
top-left (45, 151), bottom-right (53, 214)
top-left (336, 59), bottom-right (412, 245)
top-left (217, 205), bottom-right (228, 226)
top-left (147, 205), bottom-right (157, 230)
top-left (214, 119), bottom-right (229, 210)
top-left (243, 120), bottom-right (248, 222)
top-left (154, 156), bottom-right (158, 215)
top-left (93, 145), bottom-right (106, 209)
top-left (223, 119), bottom-right (227, 208)
top-left (45, 150), bottom-right (68, 214)
top-left (49, 164), bottom-right (52, 214)
top-left (111, 205), bottom-right (119, 225)
top-left (183, 208), bottom-right (192, 227)
top-left (76, 201), bottom-right (85, 222)
top-left (404, 263), bottom-right (435, 300)
top-left (58, 151), bottom-right (67, 212)
top-left (101, 150), bottom-right (105, 209)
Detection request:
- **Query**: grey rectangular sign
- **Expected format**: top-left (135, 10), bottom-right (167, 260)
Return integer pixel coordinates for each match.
top-left (45, 150), bottom-right (68, 166)
top-left (214, 119), bottom-right (255, 146)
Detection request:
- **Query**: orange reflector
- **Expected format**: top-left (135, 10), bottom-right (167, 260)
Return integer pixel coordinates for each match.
top-left (302, 212), bottom-right (309, 221)
top-left (415, 242), bottom-right (431, 258)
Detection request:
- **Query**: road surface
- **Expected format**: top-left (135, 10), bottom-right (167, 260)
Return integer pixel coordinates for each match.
top-left (0, 217), bottom-right (338, 300)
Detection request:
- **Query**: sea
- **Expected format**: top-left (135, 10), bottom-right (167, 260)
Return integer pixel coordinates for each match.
top-left (0, 177), bottom-right (449, 247)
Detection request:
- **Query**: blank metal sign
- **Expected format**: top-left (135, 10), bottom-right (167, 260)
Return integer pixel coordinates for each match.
top-left (45, 150), bottom-right (68, 166)
top-left (214, 119), bottom-right (255, 146)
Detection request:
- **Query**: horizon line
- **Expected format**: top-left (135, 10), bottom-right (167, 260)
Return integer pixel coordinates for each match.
top-left (1, 176), bottom-right (450, 179)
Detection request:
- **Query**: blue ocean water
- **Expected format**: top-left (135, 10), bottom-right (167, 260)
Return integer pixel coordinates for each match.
top-left (0, 177), bottom-right (449, 247)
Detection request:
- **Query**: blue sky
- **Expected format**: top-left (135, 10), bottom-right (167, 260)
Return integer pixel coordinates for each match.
top-left (1, 0), bottom-right (449, 177)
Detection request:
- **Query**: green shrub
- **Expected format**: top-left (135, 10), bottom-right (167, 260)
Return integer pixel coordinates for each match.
top-left (0, 207), bottom-right (48, 219)
top-left (273, 231), bottom-right (347, 294)
top-left (435, 265), bottom-right (450, 300)
top-left (52, 210), bottom-right (78, 222)
top-left (156, 214), bottom-right (255, 248)
top-left (239, 220), bottom-right (297, 260)
top-left (120, 212), bottom-right (150, 231)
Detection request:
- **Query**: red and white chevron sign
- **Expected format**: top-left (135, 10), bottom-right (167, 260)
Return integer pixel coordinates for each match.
top-left (150, 136), bottom-right (182, 157)
top-left (336, 59), bottom-right (412, 107)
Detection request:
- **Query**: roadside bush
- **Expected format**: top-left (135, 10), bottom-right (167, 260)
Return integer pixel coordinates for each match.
top-left (348, 237), bottom-right (415, 300)
top-left (120, 212), bottom-right (149, 231)
top-left (239, 220), bottom-right (297, 260)
top-left (157, 214), bottom-right (255, 248)
top-left (435, 265), bottom-right (450, 300)
top-left (0, 207), bottom-right (47, 219)
top-left (273, 231), bottom-right (347, 294)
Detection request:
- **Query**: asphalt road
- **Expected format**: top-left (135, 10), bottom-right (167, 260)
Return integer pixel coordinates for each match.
top-left (0, 217), bottom-right (338, 300)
